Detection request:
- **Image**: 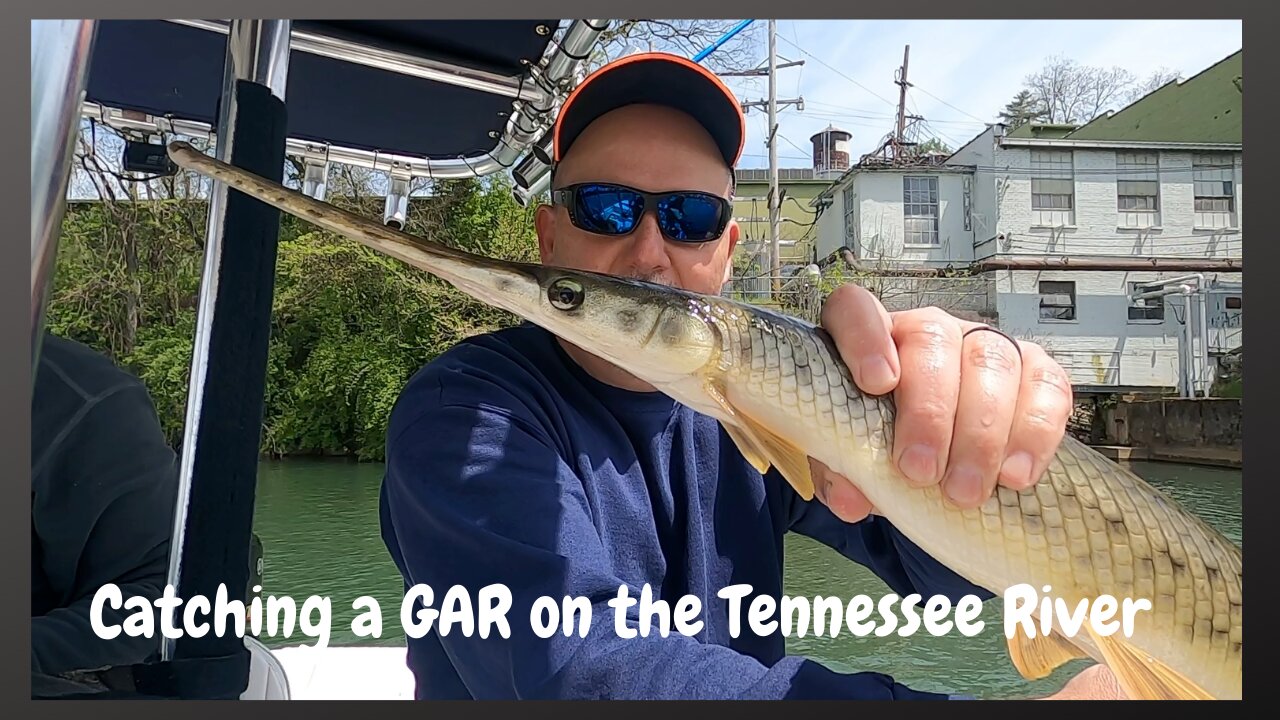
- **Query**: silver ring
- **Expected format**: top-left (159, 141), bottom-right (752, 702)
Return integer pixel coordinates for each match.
top-left (962, 325), bottom-right (1022, 360)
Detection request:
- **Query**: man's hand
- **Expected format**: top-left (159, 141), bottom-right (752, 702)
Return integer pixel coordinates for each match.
top-left (809, 284), bottom-right (1074, 522)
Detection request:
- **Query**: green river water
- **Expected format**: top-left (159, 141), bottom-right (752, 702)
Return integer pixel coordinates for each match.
top-left (248, 457), bottom-right (1241, 699)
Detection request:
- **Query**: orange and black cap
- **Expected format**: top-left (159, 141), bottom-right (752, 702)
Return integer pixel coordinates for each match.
top-left (552, 52), bottom-right (746, 171)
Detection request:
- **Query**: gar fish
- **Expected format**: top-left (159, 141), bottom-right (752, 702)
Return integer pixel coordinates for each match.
top-left (165, 140), bottom-right (1242, 700)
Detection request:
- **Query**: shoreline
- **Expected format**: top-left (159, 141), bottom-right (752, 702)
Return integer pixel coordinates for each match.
top-left (1089, 444), bottom-right (1241, 470)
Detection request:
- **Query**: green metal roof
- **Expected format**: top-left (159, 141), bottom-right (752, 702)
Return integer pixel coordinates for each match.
top-left (1064, 50), bottom-right (1241, 144)
top-left (1003, 50), bottom-right (1241, 145)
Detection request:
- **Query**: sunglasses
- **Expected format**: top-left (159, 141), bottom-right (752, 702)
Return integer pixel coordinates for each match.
top-left (550, 182), bottom-right (732, 243)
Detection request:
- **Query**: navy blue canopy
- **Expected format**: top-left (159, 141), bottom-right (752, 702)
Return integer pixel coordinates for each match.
top-left (83, 20), bottom-right (561, 160)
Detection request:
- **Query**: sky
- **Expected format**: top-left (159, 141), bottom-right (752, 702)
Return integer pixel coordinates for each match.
top-left (715, 20), bottom-right (1243, 171)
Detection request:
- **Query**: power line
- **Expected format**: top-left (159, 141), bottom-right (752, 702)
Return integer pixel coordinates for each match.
top-left (794, 105), bottom-right (990, 128)
top-left (776, 132), bottom-right (812, 158)
top-left (916, 118), bottom-right (965, 151)
top-left (790, 20), bottom-right (804, 98)
top-left (774, 34), bottom-right (897, 107)
top-left (799, 99), bottom-right (988, 126)
top-left (911, 84), bottom-right (991, 124)
top-left (798, 99), bottom-right (896, 117)
top-left (740, 152), bottom-right (812, 161)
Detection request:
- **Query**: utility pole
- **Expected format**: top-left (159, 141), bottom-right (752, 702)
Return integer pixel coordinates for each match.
top-left (894, 45), bottom-right (910, 161)
top-left (767, 20), bottom-right (779, 295)
top-left (734, 23), bottom-right (803, 298)
top-left (727, 24), bottom-right (802, 300)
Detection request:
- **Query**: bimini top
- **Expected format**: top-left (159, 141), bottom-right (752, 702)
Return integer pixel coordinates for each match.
top-left (80, 20), bottom-right (608, 185)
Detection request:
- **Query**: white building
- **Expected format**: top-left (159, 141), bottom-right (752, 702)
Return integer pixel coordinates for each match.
top-left (812, 50), bottom-right (1242, 395)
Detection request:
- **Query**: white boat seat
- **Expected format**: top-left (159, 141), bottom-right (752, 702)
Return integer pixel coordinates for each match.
top-left (240, 636), bottom-right (291, 700)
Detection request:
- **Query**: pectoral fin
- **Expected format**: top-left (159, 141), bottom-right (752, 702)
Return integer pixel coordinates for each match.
top-left (705, 379), bottom-right (817, 501)
top-left (1085, 626), bottom-right (1214, 700)
top-left (1007, 627), bottom-right (1088, 680)
top-left (721, 422), bottom-right (772, 475)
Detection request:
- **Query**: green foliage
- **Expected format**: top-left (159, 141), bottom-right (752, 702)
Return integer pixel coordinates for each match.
top-left (998, 89), bottom-right (1047, 130)
top-left (1210, 349), bottom-right (1243, 399)
top-left (45, 173), bottom-right (540, 461)
top-left (1215, 378), bottom-right (1243, 399)
top-left (912, 137), bottom-right (952, 156)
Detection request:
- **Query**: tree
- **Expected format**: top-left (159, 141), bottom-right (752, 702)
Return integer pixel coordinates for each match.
top-left (912, 137), bottom-right (952, 156)
top-left (50, 123), bottom-right (542, 461)
top-left (1121, 67), bottom-right (1183, 106)
top-left (998, 89), bottom-right (1046, 130)
top-left (1020, 55), bottom-right (1133, 124)
top-left (1015, 56), bottom-right (1185, 126)
top-left (587, 19), bottom-right (763, 75)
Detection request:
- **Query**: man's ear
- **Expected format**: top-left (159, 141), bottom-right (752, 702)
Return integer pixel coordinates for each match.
top-left (534, 204), bottom-right (556, 263)
top-left (721, 219), bottom-right (740, 286)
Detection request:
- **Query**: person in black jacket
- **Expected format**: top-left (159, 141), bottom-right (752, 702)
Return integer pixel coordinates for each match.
top-left (31, 333), bottom-right (178, 681)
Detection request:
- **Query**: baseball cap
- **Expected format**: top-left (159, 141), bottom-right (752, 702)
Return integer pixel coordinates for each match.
top-left (551, 52), bottom-right (746, 171)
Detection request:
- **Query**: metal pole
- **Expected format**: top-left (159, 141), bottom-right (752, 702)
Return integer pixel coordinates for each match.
top-left (895, 45), bottom-right (910, 160)
top-left (693, 19), bottom-right (754, 63)
top-left (768, 19), bottom-right (779, 297)
top-left (1198, 287), bottom-right (1210, 396)
top-left (1181, 286), bottom-right (1193, 398)
top-left (30, 20), bottom-right (97, 375)
top-left (172, 19), bottom-right (552, 106)
top-left (162, 18), bottom-right (292, 662)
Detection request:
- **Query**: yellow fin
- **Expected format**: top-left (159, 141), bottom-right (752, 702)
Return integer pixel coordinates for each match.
top-left (1085, 626), bottom-right (1215, 700)
top-left (703, 379), bottom-right (816, 501)
top-left (1007, 627), bottom-right (1087, 680)
top-left (746, 419), bottom-right (818, 501)
top-left (722, 422), bottom-right (772, 475)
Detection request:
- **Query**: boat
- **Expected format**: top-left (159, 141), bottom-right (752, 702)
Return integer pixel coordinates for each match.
top-left (31, 18), bottom-right (614, 700)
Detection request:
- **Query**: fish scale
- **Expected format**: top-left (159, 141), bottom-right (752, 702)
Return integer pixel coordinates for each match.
top-left (164, 140), bottom-right (1242, 701)
top-left (701, 302), bottom-right (1240, 700)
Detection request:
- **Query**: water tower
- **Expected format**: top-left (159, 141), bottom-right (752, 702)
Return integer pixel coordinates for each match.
top-left (811, 125), bottom-right (852, 179)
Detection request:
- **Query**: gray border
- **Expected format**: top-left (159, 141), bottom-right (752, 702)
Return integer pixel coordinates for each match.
top-left (10, 0), bottom-right (1261, 713)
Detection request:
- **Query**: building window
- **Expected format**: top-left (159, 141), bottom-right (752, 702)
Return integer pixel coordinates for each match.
top-left (1030, 150), bottom-right (1074, 227)
top-left (903, 176), bottom-right (939, 246)
top-left (1127, 282), bottom-right (1164, 322)
top-left (1116, 152), bottom-right (1160, 228)
top-left (1038, 280), bottom-right (1076, 321)
top-left (1225, 296), bottom-right (1241, 309)
top-left (842, 183), bottom-right (857, 247)
top-left (1193, 153), bottom-right (1236, 228)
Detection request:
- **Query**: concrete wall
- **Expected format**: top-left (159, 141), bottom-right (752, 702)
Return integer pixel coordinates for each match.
top-left (1102, 398), bottom-right (1242, 450)
top-left (974, 142), bottom-right (1243, 390)
top-left (733, 177), bottom-right (829, 261)
top-left (947, 126), bottom-right (999, 251)
top-left (986, 145), bottom-right (1243, 260)
top-left (848, 170), bottom-right (975, 266)
top-left (992, 269), bottom-right (1241, 389)
top-left (729, 176), bottom-right (831, 302)
top-left (1206, 278), bottom-right (1243, 353)
top-left (811, 134), bottom-right (1244, 393)
top-left (813, 182), bottom-right (846, 261)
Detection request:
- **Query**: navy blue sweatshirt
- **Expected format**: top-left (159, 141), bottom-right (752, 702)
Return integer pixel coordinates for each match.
top-left (31, 334), bottom-right (178, 678)
top-left (380, 323), bottom-right (991, 700)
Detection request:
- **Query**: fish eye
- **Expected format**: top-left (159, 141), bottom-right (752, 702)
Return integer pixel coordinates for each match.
top-left (548, 278), bottom-right (584, 311)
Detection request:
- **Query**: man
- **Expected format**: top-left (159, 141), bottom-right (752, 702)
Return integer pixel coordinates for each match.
top-left (31, 333), bottom-right (178, 685)
top-left (380, 53), bottom-right (1121, 700)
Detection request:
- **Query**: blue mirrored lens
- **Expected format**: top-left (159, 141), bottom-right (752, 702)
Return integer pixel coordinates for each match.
top-left (657, 194), bottom-right (723, 241)
top-left (576, 185), bottom-right (642, 235)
